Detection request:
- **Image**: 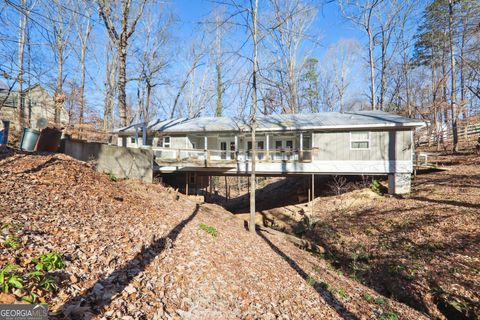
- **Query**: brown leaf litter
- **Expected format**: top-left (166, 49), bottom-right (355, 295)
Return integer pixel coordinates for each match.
top-left (0, 149), bottom-right (427, 319)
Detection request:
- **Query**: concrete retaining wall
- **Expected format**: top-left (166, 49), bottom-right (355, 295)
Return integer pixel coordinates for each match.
top-left (63, 139), bottom-right (153, 183)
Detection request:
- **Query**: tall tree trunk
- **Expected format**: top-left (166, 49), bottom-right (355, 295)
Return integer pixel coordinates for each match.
top-left (104, 44), bottom-right (116, 131)
top-left (117, 37), bottom-right (128, 127)
top-left (79, 18), bottom-right (91, 127)
top-left (145, 84), bottom-right (151, 123)
top-left (54, 54), bottom-right (64, 125)
top-left (367, 27), bottom-right (376, 110)
top-left (79, 47), bottom-right (86, 126)
top-left (215, 15), bottom-right (222, 117)
top-left (448, 0), bottom-right (458, 152)
top-left (403, 44), bottom-right (411, 117)
top-left (249, 0), bottom-right (258, 234)
top-left (379, 28), bottom-right (387, 111)
top-left (216, 63), bottom-right (222, 117)
top-left (441, 49), bottom-right (448, 131)
top-left (17, 0), bottom-right (27, 132)
top-left (430, 46), bottom-right (439, 150)
top-left (460, 32), bottom-right (466, 119)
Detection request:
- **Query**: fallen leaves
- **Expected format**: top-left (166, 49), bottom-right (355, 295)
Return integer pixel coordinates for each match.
top-left (0, 149), bottom-right (427, 319)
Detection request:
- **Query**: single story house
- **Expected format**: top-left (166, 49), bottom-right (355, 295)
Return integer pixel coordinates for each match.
top-left (115, 111), bottom-right (425, 194)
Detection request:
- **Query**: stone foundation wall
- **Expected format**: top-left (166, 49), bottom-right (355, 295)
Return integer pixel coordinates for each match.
top-left (388, 173), bottom-right (412, 195)
top-left (63, 139), bottom-right (153, 183)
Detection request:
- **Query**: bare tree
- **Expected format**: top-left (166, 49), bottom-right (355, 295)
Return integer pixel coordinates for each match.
top-left (16, 0), bottom-right (28, 131)
top-left (104, 40), bottom-right (117, 131)
top-left (170, 37), bottom-right (207, 118)
top-left (264, 0), bottom-right (317, 114)
top-left (340, 0), bottom-right (382, 110)
top-left (74, 1), bottom-right (93, 126)
top-left (448, 0), bottom-right (458, 152)
top-left (375, 0), bottom-right (403, 111)
top-left (97, 0), bottom-right (149, 127)
top-left (249, 0), bottom-right (259, 233)
top-left (45, 0), bottom-right (74, 126)
top-left (133, 9), bottom-right (171, 123)
top-left (318, 38), bottom-right (360, 112)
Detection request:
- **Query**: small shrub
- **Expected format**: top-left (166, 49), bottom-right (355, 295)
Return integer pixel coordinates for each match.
top-left (363, 293), bottom-right (374, 303)
top-left (4, 235), bottom-right (20, 249)
top-left (301, 214), bottom-right (320, 231)
top-left (0, 264), bottom-right (23, 293)
top-left (335, 287), bottom-right (349, 299)
top-left (448, 299), bottom-right (467, 313)
top-left (39, 276), bottom-right (58, 291)
top-left (107, 171), bottom-right (118, 182)
top-left (21, 292), bottom-right (38, 303)
top-left (375, 296), bottom-right (387, 305)
top-left (199, 224), bottom-right (218, 237)
top-left (1, 223), bottom-right (23, 231)
top-left (319, 281), bottom-right (331, 292)
top-left (370, 179), bottom-right (384, 195)
top-left (306, 275), bottom-right (316, 286)
top-left (27, 270), bottom-right (43, 281)
top-left (379, 311), bottom-right (398, 320)
top-left (330, 175), bottom-right (348, 196)
top-left (32, 251), bottom-right (65, 271)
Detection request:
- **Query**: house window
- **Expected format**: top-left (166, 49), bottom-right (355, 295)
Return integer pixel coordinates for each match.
top-left (130, 137), bottom-right (135, 144)
top-left (350, 131), bottom-right (370, 149)
top-left (275, 141), bottom-right (282, 150)
top-left (286, 140), bottom-right (293, 150)
top-left (163, 136), bottom-right (171, 148)
top-left (257, 141), bottom-right (264, 149)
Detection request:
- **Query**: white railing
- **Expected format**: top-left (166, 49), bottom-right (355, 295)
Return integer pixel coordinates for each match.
top-left (153, 147), bottom-right (314, 166)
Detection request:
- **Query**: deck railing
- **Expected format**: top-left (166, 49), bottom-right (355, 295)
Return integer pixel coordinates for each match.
top-left (153, 147), bottom-right (314, 166)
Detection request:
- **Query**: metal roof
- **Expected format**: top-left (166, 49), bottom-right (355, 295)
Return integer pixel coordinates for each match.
top-left (115, 118), bottom-right (187, 133)
top-left (163, 111), bottom-right (425, 133)
top-left (116, 111), bottom-right (425, 134)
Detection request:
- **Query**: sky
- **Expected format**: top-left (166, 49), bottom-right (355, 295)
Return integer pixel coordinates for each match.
top-left (0, 0), bottom-right (401, 122)
top-left (174, 0), bottom-right (363, 58)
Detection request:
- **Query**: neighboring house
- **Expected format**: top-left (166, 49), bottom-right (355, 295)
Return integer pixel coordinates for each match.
top-left (0, 83), bottom-right (69, 130)
top-left (116, 111), bottom-right (425, 194)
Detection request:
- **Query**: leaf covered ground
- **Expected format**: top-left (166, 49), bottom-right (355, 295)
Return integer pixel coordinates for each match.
top-left (230, 154), bottom-right (480, 320)
top-left (0, 149), bottom-right (426, 319)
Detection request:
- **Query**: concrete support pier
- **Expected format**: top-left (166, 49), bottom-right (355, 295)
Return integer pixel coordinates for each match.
top-left (388, 173), bottom-right (412, 195)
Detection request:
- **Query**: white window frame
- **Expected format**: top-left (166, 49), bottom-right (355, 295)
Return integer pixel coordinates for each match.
top-left (163, 136), bottom-right (171, 148)
top-left (350, 131), bottom-right (370, 150)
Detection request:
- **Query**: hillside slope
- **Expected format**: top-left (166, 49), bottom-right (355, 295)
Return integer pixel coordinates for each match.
top-left (227, 154), bottom-right (480, 319)
top-left (0, 150), bottom-right (426, 319)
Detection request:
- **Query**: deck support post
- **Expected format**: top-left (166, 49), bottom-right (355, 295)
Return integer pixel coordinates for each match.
top-left (195, 172), bottom-right (198, 196)
top-left (266, 134), bottom-right (270, 160)
top-left (300, 132), bottom-right (303, 161)
top-left (209, 176), bottom-right (213, 201)
top-left (142, 124), bottom-right (147, 146)
top-left (185, 172), bottom-right (189, 196)
top-left (134, 126), bottom-right (139, 147)
top-left (311, 174), bottom-right (315, 217)
top-left (204, 136), bottom-right (208, 166)
top-left (225, 176), bottom-right (228, 204)
top-left (234, 135), bottom-right (238, 161)
top-left (388, 173), bottom-right (412, 195)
